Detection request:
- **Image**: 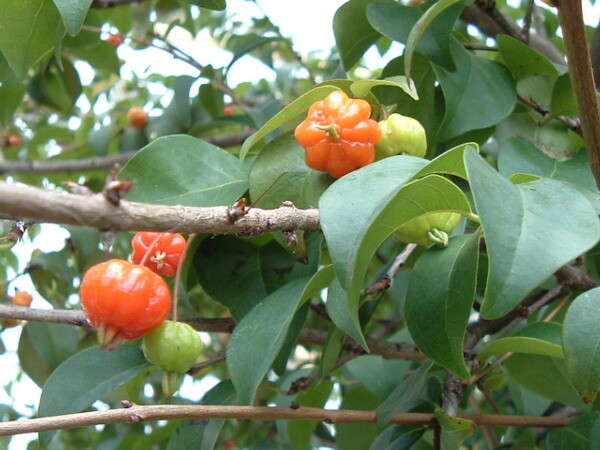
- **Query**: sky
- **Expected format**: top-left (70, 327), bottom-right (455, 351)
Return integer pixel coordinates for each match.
top-left (2, 0), bottom-right (600, 447)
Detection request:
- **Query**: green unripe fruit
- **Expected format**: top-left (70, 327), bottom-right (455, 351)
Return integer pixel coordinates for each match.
top-left (395, 212), bottom-right (461, 247)
top-left (375, 113), bottom-right (427, 160)
top-left (142, 320), bottom-right (202, 396)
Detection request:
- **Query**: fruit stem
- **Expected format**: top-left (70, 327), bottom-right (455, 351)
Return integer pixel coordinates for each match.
top-left (464, 212), bottom-right (481, 224)
top-left (171, 233), bottom-right (196, 322)
top-left (140, 233), bottom-right (165, 266)
top-left (316, 124), bottom-right (340, 140)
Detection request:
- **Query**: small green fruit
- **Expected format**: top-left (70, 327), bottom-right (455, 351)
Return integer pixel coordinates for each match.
top-left (375, 113), bottom-right (427, 160)
top-left (395, 212), bottom-right (461, 247)
top-left (142, 320), bottom-right (202, 396)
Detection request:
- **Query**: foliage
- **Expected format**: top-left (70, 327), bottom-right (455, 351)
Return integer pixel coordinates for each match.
top-left (0, 0), bottom-right (599, 448)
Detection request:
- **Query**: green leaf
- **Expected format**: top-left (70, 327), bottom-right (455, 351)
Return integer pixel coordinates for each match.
top-left (563, 288), bottom-right (600, 404)
top-left (168, 381), bottom-right (238, 450)
top-left (182, 0), bottom-right (226, 11)
top-left (227, 36), bottom-right (281, 71)
top-left (38, 346), bottom-right (151, 445)
top-left (335, 385), bottom-right (380, 449)
top-left (406, 232), bottom-right (480, 380)
top-left (497, 34), bottom-right (558, 81)
top-left (404, 0), bottom-right (462, 93)
top-left (120, 135), bottom-right (248, 206)
top-left (412, 142), bottom-right (479, 181)
top-left (17, 322), bottom-right (79, 387)
top-left (240, 85), bottom-right (339, 159)
top-left (478, 322), bottom-right (564, 362)
top-left (248, 133), bottom-right (332, 209)
top-left (367, 0), bottom-right (462, 70)
top-left (52, 0), bottom-right (93, 36)
top-left (345, 355), bottom-right (412, 399)
top-left (434, 408), bottom-right (475, 449)
top-left (320, 326), bottom-right (345, 377)
top-left (547, 412), bottom-right (599, 450)
top-left (326, 276), bottom-right (367, 350)
top-left (0, 0), bottom-right (61, 79)
top-left (550, 73), bottom-right (579, 117)
top-left (194, 233), bottom-right (322, 320)
top-left (333, 0), bottom-right (382, 71)
top-left (0, 53), bottom-right (25, 126)
top-left (351, 76), bottom-right (418, 101)
top-left (465, 148), bottom-right (600, 319)
top-left (287, 380), bottom-right (334, 449)
top-left (227, 266), bottom-right (335, 405)
top-left (320, 160), bottom-right (472, 348)
top-left (434, 41), bottom-right (516, 141)
top-left (376, 360), bottom-right (433, 424)
top-left (498, 138), bottom-right (596, 192)
top-left (497, 112), bottom-right (585, 162)
top-left (505, 354), bottom-right (588, 410)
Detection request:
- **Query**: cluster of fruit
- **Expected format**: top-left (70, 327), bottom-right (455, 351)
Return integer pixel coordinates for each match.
top-left (80, 232), bottom-right (202, 396)
top-left (295, 90), bottom-right (461, 247)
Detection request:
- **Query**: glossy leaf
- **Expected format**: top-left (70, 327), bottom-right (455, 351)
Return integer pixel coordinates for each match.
top-left (38, 346), bottom-right (151, 445)
top-left (227, 266), bottom-right (335, 405)
top-left (17, 322), bottom-right (79, 387)
top-left (53, 0), bottom-right (93, 36)
top-left (404, 0), bottom-right (462, 92)
top-left (498, 138), bottom-right (596, 192)
top-left (367, 0), bottom-right (462, 70)
top-left (434, 41), bottom-right (516, 141)
top-left (434, 408), bottom-right (475, 449)
top-left (376, 360), bottom-right (433, 424)
top-left (412, 142), bottom-right (478, 181)
top-left (465, 148), bottom-right (600, 319)
top-left (0, 0), bottom-right (61, 79)
top-left (563, 288), bottom-right (600, 403)
top-left (326, 276), bottom-right (367, 350)
top-left (497, 112), bottom-right (585, 162)
top-left (240, 85), bottom-right (339, 159)
top-left (248, 133), bottom-right (331, 209)
top-left (194, 233), bottom-right (322, 320)
top-left (406, 232), bottom-right (480, 380)
top-left (168, 381), bottom-right (238, 450)
top-left (497, 35), bottom-right (558, 81)
top-left (320, 159), bottom-right (472, 348)
top-left (336, 386), bottom-right (380, 449)
top-left (478, 322), bottom-right (564, 362)
top-left (547, 412), bottom-right (599, 449)
top-left (120, 135), bottom-right (248, 206)
top-left (333, 0), bottom-right (382, 71)
top-left (287, 380), bottom-right (334, 448)
top-left (344, 355), bottom-right (412, 399)
top-left (351, 76), bottom-right (418, 101)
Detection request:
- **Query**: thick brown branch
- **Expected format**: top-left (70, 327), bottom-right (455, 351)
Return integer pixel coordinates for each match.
top-left (0, 182), bottom-right (320, 234)
top-left (0, 306), bottom-right (424, 361)
top-left (556, 0), bottom-right (600, 188)
top-left (0, 131), bottom-right (253, 174)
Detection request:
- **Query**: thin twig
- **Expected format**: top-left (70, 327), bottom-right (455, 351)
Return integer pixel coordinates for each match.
top-left (0, 405), bottom-right (572, 437)
top-left (364, 244), bottom-right (417, 295)
top-left (0, 305), bottom-right (425, 361)
top-left (517, 94), bottom-right (582, 134)
top-left (0, 131), bottom-right (253, 174)
top-left (172, 233), bottom-right (197, 322)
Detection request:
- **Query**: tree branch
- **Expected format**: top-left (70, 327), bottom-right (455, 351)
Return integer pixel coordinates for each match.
top-left (0, 404), bottom-right (571, 437)
top-left (0, 306), bottom-right (425, 361)
top-left (0, 182), bottom-right (320, 234)
top-left (0, 131), bottom-right (253, 174)
top-left (460, 4), bottom-right (564, 64)
top-left (556, 0), bottom-right (600, 188)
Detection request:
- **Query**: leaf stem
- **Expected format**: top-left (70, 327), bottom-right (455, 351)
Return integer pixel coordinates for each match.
top-left (139, 233), bottom-right (164, 267)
